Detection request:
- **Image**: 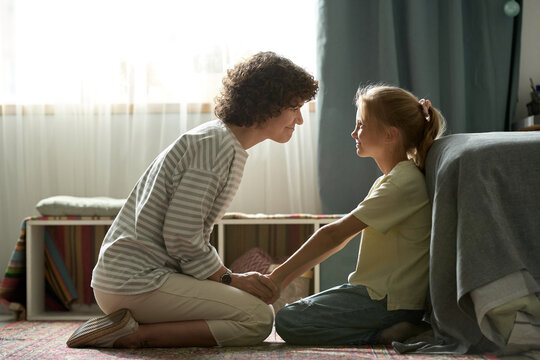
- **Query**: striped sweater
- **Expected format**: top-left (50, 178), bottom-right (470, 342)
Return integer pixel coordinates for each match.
top-left (91, 120), bottom-right (248, 294)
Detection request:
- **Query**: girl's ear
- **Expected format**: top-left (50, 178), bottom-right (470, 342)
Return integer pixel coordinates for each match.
top-left (385, 126), bottom-right (400, 143)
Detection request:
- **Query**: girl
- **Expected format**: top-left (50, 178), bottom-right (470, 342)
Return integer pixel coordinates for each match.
top-left (66, 52), bottom-right (318, 349)
top-left (266, 84), bottom-right (446, 345)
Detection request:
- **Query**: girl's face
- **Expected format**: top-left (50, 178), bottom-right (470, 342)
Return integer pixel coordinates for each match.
top-left (264, 103), bottom-right (304, 143)
top-left (351, 104), bottom-right (386, 159)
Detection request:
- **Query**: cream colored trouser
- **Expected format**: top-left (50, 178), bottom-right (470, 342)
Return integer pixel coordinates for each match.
top-left (93, 273), bottom-right (274, 346)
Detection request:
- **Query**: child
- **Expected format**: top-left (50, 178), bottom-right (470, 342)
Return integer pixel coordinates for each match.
top-left (266, 84), bottom-right (446, 345)
top-left (66, 51), bottom-right (318, 348)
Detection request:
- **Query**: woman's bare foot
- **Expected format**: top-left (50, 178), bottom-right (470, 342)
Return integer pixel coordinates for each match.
top-left (378, 321), bottom-right (430, 344)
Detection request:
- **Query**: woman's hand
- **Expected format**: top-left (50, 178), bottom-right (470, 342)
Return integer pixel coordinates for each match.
top-left (261, 273), bottom-right (282, 304)
top-left (230, 271), bottom-right (279, 304)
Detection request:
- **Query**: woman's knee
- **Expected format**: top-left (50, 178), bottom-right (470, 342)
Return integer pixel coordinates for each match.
top-left (222, 303), bottom-right (274, 346)
top-left (248, 304), bottom-right (275, 343)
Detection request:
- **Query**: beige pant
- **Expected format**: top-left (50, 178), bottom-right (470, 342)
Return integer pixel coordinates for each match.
top-left (93, 273), bottom-right (274, 346)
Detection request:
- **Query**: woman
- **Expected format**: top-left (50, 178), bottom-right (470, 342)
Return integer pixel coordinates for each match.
top-left (67, 51), bottom-right (319, 348)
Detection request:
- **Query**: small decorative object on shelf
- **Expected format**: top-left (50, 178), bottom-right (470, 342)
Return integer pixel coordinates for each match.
top-left (512, 79), bottom-right (540, 131)
top-left (526, 78), bottom-right (540, 117)
top-left (512, 115), bottom-right (540, 131)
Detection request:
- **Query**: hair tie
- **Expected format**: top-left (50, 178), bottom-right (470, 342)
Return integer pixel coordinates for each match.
top-left (419, 99), bottom-right (432, 122)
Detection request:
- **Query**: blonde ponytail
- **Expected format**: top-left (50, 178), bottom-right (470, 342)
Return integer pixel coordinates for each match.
top-left (414, 106), bottom-right (446, 170)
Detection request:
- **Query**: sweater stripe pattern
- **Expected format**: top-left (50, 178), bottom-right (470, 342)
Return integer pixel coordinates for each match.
top-left (91, 120), bottom-right (248, 294)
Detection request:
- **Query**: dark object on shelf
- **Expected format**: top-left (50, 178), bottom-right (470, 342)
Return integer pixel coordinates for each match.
top-left (526, 79), bottom-right (540, 116)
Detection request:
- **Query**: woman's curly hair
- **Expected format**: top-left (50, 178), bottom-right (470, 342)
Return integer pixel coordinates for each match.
top-left (214, 51), bottom-right (319, 127)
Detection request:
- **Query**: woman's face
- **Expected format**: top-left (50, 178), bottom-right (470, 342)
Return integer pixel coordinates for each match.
top-left (264, 104), bottom-right (304, 143)
top-left (351, 104), bottom-right (386, 158)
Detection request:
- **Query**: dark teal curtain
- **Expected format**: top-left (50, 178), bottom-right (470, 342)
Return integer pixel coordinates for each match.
top-left (316, 0), bottom-right (522, 289)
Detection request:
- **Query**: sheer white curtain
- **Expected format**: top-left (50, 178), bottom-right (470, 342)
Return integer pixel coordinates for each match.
top-left (0, 0), bottom-right (320, 279)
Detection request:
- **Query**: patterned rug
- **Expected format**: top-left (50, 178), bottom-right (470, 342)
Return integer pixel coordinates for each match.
top-left (0, 321), bottom-right (499, 360)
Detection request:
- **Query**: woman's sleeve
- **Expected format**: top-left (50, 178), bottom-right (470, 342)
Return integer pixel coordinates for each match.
top-left (161, 166), bottom-right (223, 280)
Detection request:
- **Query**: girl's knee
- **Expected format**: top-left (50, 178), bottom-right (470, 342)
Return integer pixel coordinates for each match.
top-left (275, 302), bottom-right (308, 342)
top-left (276, 299), bottom-right (310, 326)
top-left (275, 306), bottom-right (290, 331)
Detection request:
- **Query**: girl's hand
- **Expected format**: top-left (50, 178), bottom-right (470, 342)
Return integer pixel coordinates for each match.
top-left (230, 271), bottom-right (279, 304)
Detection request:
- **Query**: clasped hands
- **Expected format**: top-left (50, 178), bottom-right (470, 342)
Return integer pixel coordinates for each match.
top-left (230, 271), bottom-right (282, 304)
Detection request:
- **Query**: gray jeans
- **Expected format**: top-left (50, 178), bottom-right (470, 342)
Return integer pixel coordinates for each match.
top-left (275, 283), bottom-right (424, 345)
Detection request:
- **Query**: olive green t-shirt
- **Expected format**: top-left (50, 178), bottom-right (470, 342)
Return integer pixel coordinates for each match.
top-left (348, 160), bottom-right (431, 310)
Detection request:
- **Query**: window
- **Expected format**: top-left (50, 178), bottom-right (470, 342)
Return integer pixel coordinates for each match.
top-left (0, 0), bottom-right (317, 106)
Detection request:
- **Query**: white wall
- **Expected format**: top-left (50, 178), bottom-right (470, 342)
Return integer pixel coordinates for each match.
top-left (515, 0), bottom-right (540, 122)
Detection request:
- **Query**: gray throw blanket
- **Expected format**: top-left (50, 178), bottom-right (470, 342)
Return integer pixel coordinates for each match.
top-left (394, 132), bottom-right (540, 354)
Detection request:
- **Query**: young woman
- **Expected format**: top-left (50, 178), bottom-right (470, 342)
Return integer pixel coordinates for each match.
top-left (266, 84), bottom-right (446, 345)
top-left (67, 51), bottom-right (318, 348)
